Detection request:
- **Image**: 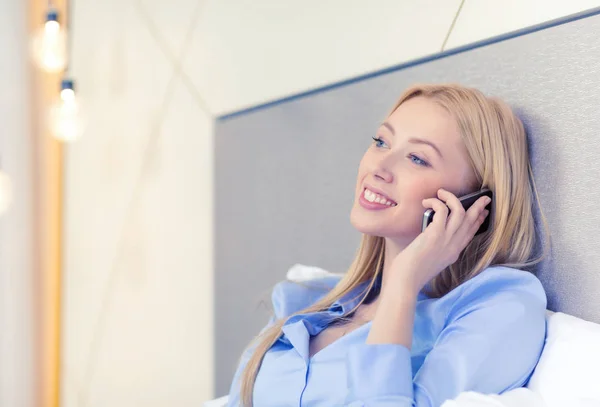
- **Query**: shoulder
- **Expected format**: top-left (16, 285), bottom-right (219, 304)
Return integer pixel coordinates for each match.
top-left (447, 266), bottom-right (547, 326)
top-left (271, 274), bottom-right (342, 319)
top-left (456, 265), bottom-right (546, 304)
top-left (425, 267), bottom-right (548, 393)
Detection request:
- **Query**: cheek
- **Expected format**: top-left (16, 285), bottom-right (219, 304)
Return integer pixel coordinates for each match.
top-left (355, 153), bottom-right (371, 186)
top-left (402, 177), bottom-right (439, 203)
top-left (394, 176), bottom-right (443, 229)
top-left (358, 150), bottom-right (371, 172)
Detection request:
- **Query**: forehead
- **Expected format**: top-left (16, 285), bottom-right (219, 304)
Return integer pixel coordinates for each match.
top-left (385, 96), bottom-right (464, 155)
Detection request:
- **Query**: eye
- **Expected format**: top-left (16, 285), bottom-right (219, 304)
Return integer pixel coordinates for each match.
top-left (371, 136), bottom-right (389, 149)
top-left (409, 154), bottom-right (429, 167)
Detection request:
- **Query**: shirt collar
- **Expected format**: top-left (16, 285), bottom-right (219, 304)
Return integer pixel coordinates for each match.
top-left (281, 273), bottom-right (430, 328)
top-left (281, 279), bottom-right (373, 330)
top-left (329, 279), bottom-right (375, 315)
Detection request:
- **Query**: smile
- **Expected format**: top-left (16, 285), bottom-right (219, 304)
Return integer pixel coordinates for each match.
top-left (360, 188), bottom-right (397, 209)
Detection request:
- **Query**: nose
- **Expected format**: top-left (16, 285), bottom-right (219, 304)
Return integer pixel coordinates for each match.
top-left (374, 169), bottom-right (393, 183)
top-left (373, 155), bottom-right (394, 183)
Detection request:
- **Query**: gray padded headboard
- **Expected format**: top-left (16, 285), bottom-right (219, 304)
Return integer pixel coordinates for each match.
top-left (214, 8), bottom-right (600, 394)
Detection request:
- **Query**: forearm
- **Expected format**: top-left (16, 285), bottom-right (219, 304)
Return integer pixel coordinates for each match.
top-left (366, 284), bottom-right (418, 349)
top-left (346, 284), bottom-right (419, 405)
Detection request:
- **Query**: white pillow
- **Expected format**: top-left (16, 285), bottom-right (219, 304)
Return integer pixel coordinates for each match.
top-left (285, 263), bottom-right (343, 282)
top-left (203, 395), bottom-right (228, 407)
top-left (527, 312), bottom-right (600, 407)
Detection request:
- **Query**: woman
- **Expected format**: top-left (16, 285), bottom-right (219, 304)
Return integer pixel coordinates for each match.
top-left (226, 84), bottom-right (549, 406)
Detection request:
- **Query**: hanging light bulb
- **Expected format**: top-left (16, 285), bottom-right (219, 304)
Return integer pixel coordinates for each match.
top-left (0, 169), bottom-right (13, 216)
top-left (31, 8), bottom-right (67, 73)
top-left (48, 79), bottom-right (86, 142)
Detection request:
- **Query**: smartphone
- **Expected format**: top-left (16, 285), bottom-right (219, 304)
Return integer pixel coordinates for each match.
top-left (421, 188), bottom-right (493, 235)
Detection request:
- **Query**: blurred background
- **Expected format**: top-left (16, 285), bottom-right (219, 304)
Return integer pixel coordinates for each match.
top-left (2, 1), bottom-right (600, 406)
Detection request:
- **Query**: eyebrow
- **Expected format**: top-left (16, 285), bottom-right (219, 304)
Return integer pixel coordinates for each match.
top-left (381, 121), bottom-right (396, 136)
top-left (380, 121), bottom-right (443, 159)
top-left (408, 137), bottom-right (443, 159)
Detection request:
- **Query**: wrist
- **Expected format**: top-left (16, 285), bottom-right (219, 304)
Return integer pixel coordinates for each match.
top-left (368, 286), bottom-right (417, 346)
top-left (378, 286), bottom-right (418, 310)
top-left (382, 272), bottom-right (423, 300)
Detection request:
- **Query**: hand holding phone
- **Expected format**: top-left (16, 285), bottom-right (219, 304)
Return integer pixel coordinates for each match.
top-left (421, 188), bottom-right (493, 235)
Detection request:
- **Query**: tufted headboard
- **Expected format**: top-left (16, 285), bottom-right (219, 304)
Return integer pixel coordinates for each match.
top-left (214, 8), bottom-right (600, 395)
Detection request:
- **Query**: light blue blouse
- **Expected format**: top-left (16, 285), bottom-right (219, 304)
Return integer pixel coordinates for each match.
top-left (226, 266), bottom-right (547, 406)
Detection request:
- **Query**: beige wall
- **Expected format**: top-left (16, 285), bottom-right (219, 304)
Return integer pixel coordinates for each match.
top-left (0, 1), bottom-right (35, 407)
top-left (61, 1), bottom-right (600, 406)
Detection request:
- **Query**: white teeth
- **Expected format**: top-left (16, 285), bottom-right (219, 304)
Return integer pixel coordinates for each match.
top-left (363, 188), bottom-right (397, 207)
top-left (365, 190), bottom-right (375, 202)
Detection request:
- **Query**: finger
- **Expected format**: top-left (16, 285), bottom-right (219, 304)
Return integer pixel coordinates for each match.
top-left (461, 195), bottom-right (491, 231)
top-left (470, 209), bottom-right (489, 233)
top-left (437, 188), bottom-right (465, 237)
top-left (456, 195), bottom-right (491, 243)
top-left (422, 198), bottom-right (449, 234)
top-left (470, 195), bottom-right (492, 215)
top-left (462, 209), bottom-right (489, 247)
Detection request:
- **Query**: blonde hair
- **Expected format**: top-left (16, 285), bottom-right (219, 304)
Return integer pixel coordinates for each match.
top-left (237, 83), bottom-right (550, 406)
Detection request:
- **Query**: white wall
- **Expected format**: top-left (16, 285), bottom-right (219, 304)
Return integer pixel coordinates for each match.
top-left (62, 1), bottom-right (600, 405)
top-left (62, 1), bottom-right (214, 406)
top-left (0, 1), bottom-right (35, 407)
top-left (445, 0), bottom-right (600, 49)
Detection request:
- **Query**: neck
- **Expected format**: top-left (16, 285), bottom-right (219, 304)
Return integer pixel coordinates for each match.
top-left (370, 235), bottom-right (433, 308)
top-left (365, 236), bottom-right (409, 311)
top-left (381, 236), bottom-right (408, 291)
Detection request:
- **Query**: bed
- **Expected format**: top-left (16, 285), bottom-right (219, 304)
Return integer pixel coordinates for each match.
top-left (212, 6), bottom-right (600, 406)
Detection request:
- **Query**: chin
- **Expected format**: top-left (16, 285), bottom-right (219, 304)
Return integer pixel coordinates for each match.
top-left (350, 204), bottom-right (420, 240)
top-left (350, 206), bottom-right (391, 237)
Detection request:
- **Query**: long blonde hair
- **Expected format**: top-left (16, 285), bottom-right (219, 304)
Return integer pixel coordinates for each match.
top-left (237, 83), bottom-right (550, 406)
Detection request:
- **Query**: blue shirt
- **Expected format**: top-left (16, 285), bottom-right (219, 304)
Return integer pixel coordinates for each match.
top-left (226, 266), bottom-right (547, 406)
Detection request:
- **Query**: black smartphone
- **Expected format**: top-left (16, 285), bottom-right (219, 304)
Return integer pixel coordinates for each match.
top-left (421, 188), bottom-right (493, 235)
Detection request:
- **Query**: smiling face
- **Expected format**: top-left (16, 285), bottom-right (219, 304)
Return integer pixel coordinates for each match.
top-left (350, 96), bottom-right (477, 245)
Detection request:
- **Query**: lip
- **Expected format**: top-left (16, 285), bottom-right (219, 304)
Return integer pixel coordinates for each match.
top-left (362, 184), bottom-right (397, 204)
top-left (359, 187), bottom-right (397, 211)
